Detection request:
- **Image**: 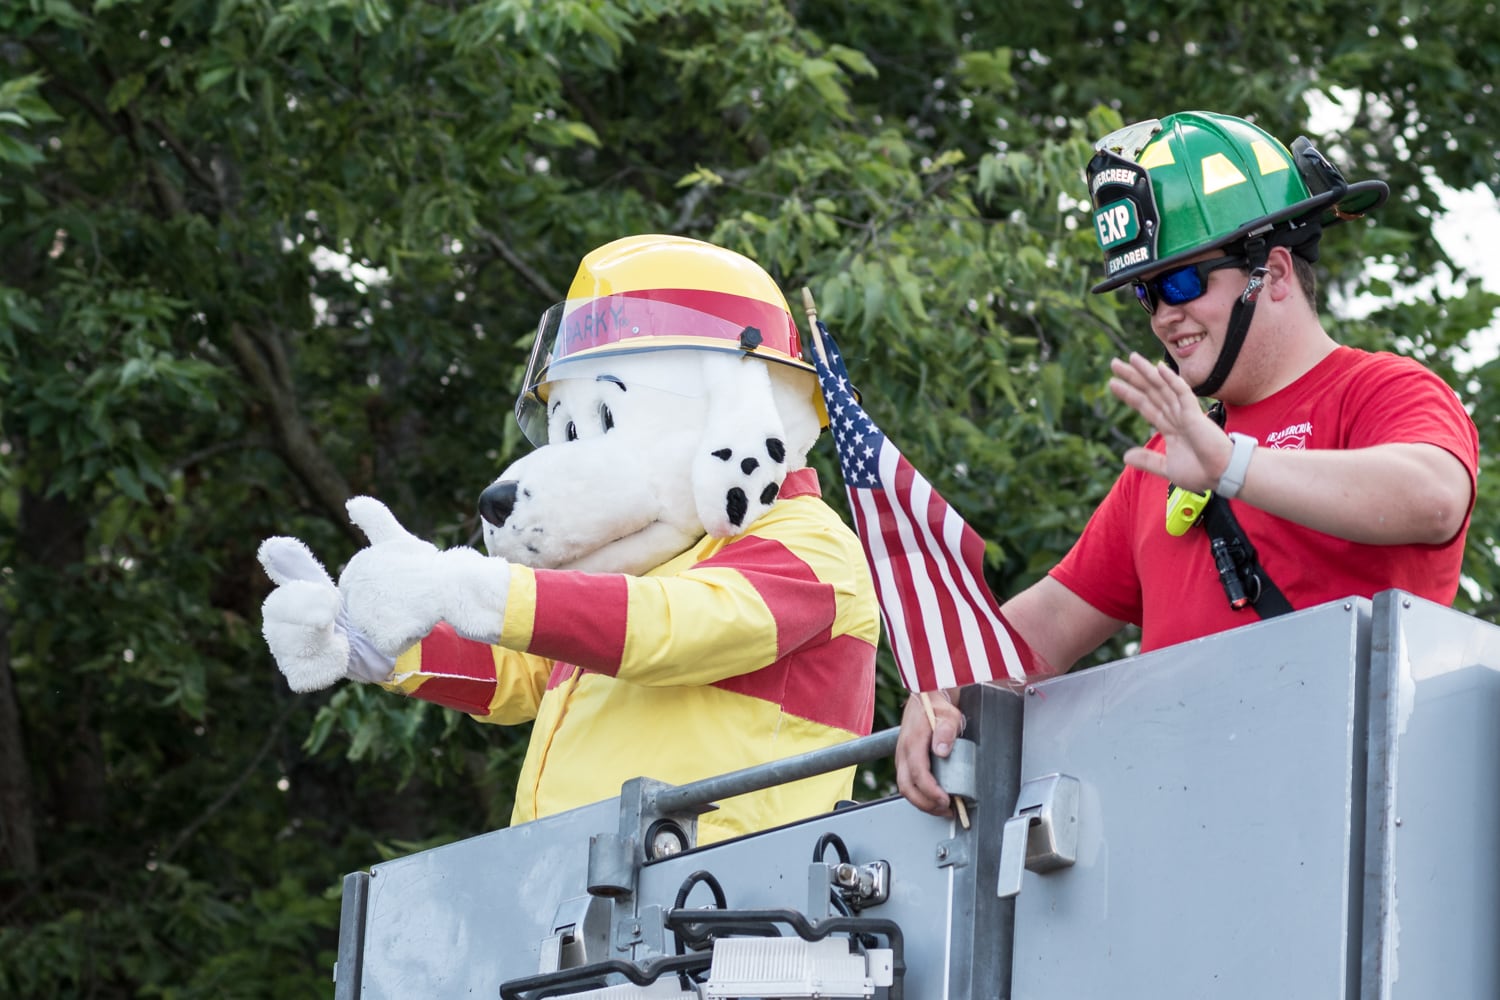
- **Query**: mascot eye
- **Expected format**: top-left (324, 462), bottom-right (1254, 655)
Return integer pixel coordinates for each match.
top-left (599, 403), bottom-right (614, 432)
top-left (565, 421), bottom-right (578, 442)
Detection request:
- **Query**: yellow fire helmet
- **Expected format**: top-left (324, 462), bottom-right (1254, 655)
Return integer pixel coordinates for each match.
top-left (516, 234), bottom-right (822, 445)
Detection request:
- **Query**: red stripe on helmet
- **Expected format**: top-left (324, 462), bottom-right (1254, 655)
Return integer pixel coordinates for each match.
top-left (556, 288), bottom-right (802, 362)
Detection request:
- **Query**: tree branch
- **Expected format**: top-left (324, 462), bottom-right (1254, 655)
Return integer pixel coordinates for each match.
top-left (26, 42), bottom-right (121, 140)
top-left (145, 117), bottom-right (220, 201)
top-left (0, 605), bottom-right (39, 890)
top-left (155, 697), bottom-right (301, 869)
top-left (227, 321), bottom-right (357, 538)
top-left (475, 226), bottom-right (562, 301)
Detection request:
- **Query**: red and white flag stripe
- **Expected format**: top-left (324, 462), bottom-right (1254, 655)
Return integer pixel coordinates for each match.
top-left (811, 315), bottom-right (1036, 693)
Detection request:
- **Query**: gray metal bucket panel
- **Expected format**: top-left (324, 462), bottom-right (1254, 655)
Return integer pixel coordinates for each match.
top-left (356, 798), bottom-right (617, 999)
top-left (1362, 592), bottom-right (1500, 999)
top-left (337, 592), bottom-right (1500, 1000)
top-left (1010, 599), bottom-right (1370, 999)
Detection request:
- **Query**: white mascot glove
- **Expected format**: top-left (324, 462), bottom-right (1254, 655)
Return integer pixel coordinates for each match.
top-left (258, 536), bottom-right (396, 691)
top-left (339, 496), bottom-right (511, 660)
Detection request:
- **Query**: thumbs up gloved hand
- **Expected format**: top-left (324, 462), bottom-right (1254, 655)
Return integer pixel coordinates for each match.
top-left (339, 496), bottom-right (511, 660)
top-left (257, 536), bottom-right (396, 691)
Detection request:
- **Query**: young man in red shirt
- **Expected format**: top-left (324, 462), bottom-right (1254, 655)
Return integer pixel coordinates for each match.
top-left (897, 110), bottom-right (1478, 815)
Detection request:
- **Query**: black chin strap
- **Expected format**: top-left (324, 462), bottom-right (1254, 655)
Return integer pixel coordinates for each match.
top-left (1166, 237), bottom-right (1273, 398)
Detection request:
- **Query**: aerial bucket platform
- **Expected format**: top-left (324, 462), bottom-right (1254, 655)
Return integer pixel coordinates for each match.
top-left (332, 591), bottom-right (1500, 998)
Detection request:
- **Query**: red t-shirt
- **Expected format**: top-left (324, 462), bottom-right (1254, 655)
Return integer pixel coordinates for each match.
top-left (1051, 347), bottom-right (1479, 652)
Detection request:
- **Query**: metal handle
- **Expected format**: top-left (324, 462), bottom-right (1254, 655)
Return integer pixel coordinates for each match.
top-left (997, 773), bottom-right (1080, 899)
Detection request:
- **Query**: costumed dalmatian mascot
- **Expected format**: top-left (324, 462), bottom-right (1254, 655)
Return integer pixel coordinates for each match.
top-left (259, 234), bottom-right (879, 843)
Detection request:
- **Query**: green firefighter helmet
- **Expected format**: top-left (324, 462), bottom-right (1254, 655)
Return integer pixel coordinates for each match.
top-left (1086, 111), bottom-right (1389, 292)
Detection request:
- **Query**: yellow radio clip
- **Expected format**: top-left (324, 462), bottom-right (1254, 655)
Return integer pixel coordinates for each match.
top-left (1166, 485), bottom-right (1211, 537)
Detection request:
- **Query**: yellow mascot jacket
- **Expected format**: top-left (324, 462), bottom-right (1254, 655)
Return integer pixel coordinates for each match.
top-left (385, 469), bottom-right (878, 843)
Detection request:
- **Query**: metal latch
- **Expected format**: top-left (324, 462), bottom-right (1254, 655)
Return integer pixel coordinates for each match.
top-left (537, 895), bottom-right (611, 973)
top-left (997, 773), bottom-right (1080, 899)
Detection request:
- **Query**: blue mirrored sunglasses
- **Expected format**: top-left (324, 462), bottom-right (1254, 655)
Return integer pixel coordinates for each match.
top-left (1132, 255), bottom-right (1247, 314)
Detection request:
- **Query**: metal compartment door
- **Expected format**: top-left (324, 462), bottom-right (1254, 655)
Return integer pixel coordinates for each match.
top-left (1008, 598), bottom-right (1371, 998)
top-left (1361, 592), bottom-right (1500, 998)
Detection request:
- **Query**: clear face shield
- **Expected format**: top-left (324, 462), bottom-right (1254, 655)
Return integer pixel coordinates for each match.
top-left (514, 292), bottom-right (798, 446)
top-left (1093, 118), bottom-right (1163, 161)
top-left (513, 302), bottom-right (565, 446)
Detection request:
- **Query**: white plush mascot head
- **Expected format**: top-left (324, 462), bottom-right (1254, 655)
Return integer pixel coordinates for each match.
top-left (479, 235), bottom-right (825, 575)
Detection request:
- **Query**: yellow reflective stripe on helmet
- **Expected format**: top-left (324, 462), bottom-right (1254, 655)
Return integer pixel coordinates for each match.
top-left (1200, 152), bottom-right (1249, 195)
top-left (1138, 139), bottom-right (1175, 170)
top-left (1251, 139), bottom-right (1291, 176)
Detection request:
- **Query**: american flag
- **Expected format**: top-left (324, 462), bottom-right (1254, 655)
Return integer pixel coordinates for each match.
top-left (809, 314), bottom-right (1035, 693)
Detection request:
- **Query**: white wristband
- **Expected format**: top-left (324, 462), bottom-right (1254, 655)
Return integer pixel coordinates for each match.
top-left (1216, 432), bottom-right (1258, 499)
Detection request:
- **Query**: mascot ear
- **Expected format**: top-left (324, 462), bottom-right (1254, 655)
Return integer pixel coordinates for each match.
top-left (692, 355), bottom-right (791, 538)
top-left (765, 364), bottom-right (821, 471)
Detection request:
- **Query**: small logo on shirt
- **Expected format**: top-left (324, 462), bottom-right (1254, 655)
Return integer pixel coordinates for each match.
top-left (1266, 420), bottom-right (1311, 450)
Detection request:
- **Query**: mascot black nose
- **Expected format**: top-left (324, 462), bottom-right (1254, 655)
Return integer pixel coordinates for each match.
top-left (478, 480), bottom-right (518, 528)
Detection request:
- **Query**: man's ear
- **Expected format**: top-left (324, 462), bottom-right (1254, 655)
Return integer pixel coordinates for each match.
top-left (1266, 244), bottom-right (1300, 304)
top-left (691, 355), bottom-right (790, 537)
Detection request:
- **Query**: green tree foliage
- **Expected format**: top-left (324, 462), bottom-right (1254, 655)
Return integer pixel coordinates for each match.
top-left (1, 0), bottom-right (1495, 993)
